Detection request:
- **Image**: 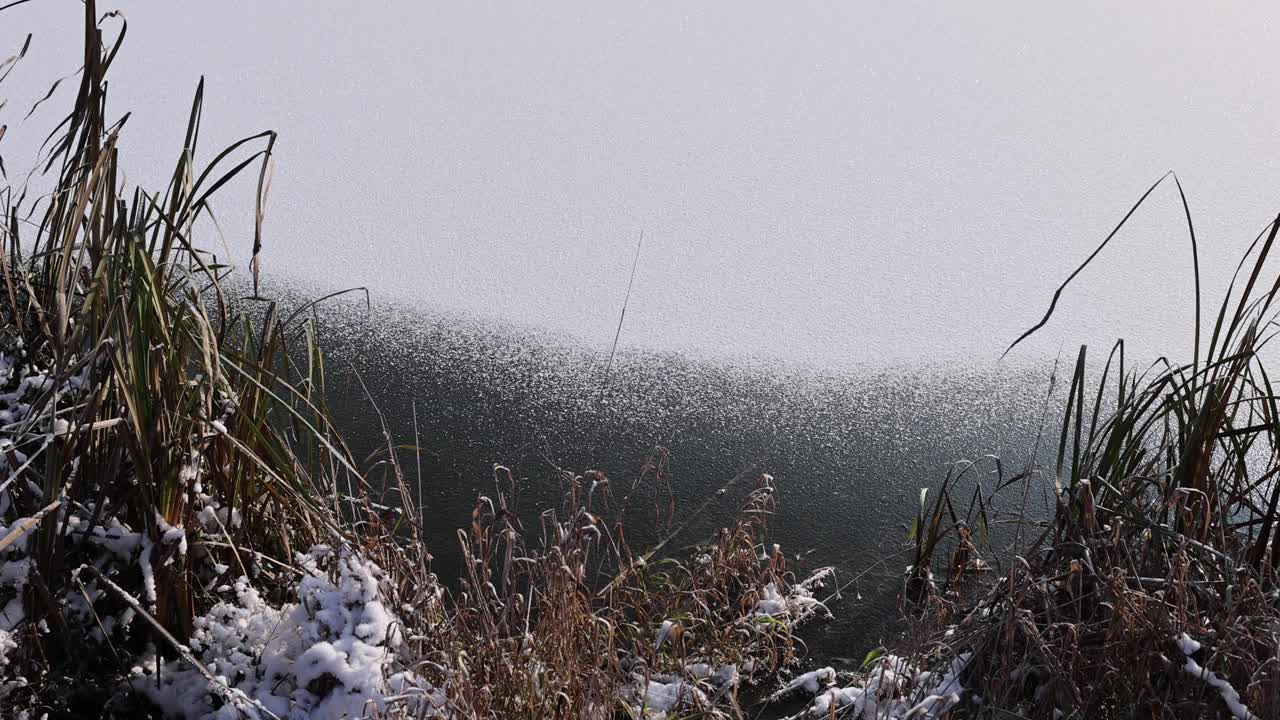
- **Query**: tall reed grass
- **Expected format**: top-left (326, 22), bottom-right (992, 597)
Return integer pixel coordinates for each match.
top-left (905, 175), bottom-right (1280, 718)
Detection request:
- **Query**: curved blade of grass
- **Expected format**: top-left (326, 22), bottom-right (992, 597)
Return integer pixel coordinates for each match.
top-left (1005, 172), bottom-right (1171, 356)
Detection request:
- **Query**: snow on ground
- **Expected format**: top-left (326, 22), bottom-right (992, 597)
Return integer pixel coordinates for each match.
top-left (1176, 633), bottom-right (1258, 720)
top-left (135, 546), bottom-right (440, 720)
top-left (778, 652), bottom-right (973, 719)
top-left (0, 513), bottom-right (35, 670)
top-left (770, 667), bottom-right (836, 700)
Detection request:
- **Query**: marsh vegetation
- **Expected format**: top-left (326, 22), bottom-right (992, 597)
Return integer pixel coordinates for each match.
top-left (2, 5), bottom-right (1279, 720)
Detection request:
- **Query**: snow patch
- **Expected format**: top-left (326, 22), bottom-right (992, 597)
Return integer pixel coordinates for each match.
top-left (782, 652), bottom-right (972, 719)
top-left (135, 546), bottom-right (439, 720)
top-left (1177, 634), bottom-right (1257, 720)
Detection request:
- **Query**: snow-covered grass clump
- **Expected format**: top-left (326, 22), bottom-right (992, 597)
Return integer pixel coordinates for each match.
top-left (777, 652), bottom-right (972, 719)
top-left (135, 546), bottom-right (440, 720)
top-left (751, 565), bottom-right (833, 622)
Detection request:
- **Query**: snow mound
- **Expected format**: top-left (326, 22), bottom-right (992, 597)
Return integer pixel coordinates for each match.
top-left (782, 652), bottom-right (972, 719)
top-left (135, 545), bottom-right (441, 720)
top-left (623, 676), bottom-right (710, 718)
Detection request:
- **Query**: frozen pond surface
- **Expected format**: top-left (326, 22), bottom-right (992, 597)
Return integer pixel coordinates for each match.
top-left (311, 298), bottom-right (1060, 657)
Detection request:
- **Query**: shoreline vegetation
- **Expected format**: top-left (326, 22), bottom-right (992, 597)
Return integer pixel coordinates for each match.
top-left (1, 6), bottom-right (1278, 720)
